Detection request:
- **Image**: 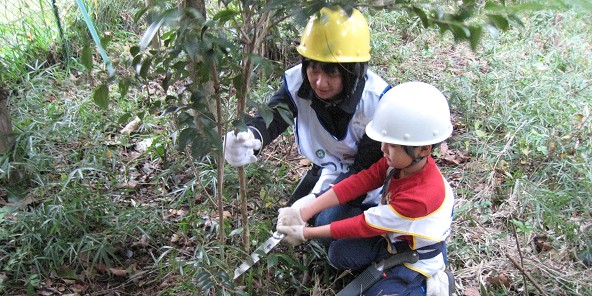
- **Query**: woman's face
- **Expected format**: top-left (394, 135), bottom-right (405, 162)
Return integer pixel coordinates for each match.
top-left (306, 63), bottom-right (344, 100)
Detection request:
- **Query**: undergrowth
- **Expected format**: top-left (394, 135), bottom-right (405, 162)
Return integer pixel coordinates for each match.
top-left (1, 2), bottom-right (591, 296)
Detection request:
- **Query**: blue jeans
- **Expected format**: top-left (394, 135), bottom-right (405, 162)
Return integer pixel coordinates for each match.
top-left (328, 237), bottom-right (427, 296)
top-left (312, 201), bottom-right (448, 295)
top-left (313, 203), bottom-right (365, 247)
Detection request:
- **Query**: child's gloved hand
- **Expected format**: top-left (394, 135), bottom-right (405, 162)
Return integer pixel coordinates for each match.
top-left (224, 129), bottom-right (262, 167)
top-left (290, 193), bottom-right (316, 210)
top-left (276, 224), bottom-right (306, 246)
top-left (426, 270), bottom-right (452, 296)
top-left (277, 207), bottom-right (305, 227)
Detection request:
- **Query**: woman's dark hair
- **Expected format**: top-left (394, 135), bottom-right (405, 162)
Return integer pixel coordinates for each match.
top-left (297, 58), bottom-right (368, 100)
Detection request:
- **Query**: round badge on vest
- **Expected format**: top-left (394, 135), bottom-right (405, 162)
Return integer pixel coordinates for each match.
top-left (315, 149), bottom-right (326, 159)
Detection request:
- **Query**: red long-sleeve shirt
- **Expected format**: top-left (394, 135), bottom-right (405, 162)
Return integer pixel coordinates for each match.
top-left (330, 156), bottom-right (446, 239)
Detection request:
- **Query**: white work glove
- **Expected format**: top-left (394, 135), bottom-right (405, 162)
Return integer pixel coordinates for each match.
top-left (224, 129), bottom-right (262, 167)
top-left (290, 193), bottom-right (316, 210)
top-left (276, 224), bottom-right (306, 246)
top-left (426, 270), bottom-right (451, 296)
top-left (277, 207), bottom-right (305, 227)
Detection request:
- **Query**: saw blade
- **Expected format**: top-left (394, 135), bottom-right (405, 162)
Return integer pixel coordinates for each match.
top-left (233, 231), bottom-right (285, 280)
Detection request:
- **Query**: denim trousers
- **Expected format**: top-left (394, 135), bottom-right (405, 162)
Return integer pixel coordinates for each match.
top-left (314, 204), bottom-right (428, 296)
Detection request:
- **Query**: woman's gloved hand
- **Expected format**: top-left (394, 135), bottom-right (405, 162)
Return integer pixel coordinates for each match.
top-left (224, 129), bottom-right (262, 166)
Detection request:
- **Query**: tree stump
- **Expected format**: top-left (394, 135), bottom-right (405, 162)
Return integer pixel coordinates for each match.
top-left (0, 87), bottom-right (14, 153)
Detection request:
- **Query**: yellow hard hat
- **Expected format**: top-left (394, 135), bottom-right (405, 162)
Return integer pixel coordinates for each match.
top-left (297, 6), bottom-right (371, 63)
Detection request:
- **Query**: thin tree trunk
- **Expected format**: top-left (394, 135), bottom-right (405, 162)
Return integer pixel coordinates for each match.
top-left (0, 88), bottom-right (14, 153)
top-left (183, 0), bottom-right (228, 259)
top-left (235, 7), bottom-right (275, 252)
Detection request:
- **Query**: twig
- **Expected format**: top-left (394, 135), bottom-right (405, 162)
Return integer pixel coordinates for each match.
top-left (506, 255), bottom-right (549, 296)
top-left (296, 253), bottom-right (310, 295)
top-left (511, 223), bottom-right (528, 295)
top-left (509, 180), bottom-right (528, 294)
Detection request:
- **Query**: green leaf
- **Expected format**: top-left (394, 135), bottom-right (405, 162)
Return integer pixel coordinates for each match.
top-left (487, 14), bottom-right (510, 31)
top-left (195, 270), bottom-right (211, 289)
top-left (162, 71), bottom-right (171, 92)
top-left (578, 250), bottom-right (592, 267)
top-left (231, 120), bottom-right (249, 133)
top-left (153, 142), bottom-right (165, 157)
top-left (412, 6), bottom-right (429, 27)
top-left (117, 112), bottom-right (133, 125)
top-left (132, 54), bottom-right (142, 69)
top-left (177, 112), bottom-right (194, 127)
top-left (130, 45), bottom-right (140, 57)
top-left (178, 127), bottom-right (197, 151)
top-left (118, 79), bottom-right (130, 99)
top-left (267, 253), bottom-right (279, 268)
top-left (212, 8), bottom-right (238, 23)
top-left (276, 103), bottom-right (294, 126)
top-left (259, 105), bottom-right (274, 128)
top-left (100, 35), bottom-right (112, 48)
top-left (475, 129), bottom-right (487, 138)
top-left (469, 26), bottom-right (483, 50)
top-left (172, 60), bottom-right (190, 71)
top-left (448, 23), bottom-right (470, 40)
top-left (133, 6), bottom-right (149, 23)
top-left (138, 57), bottom-right (152, 79)
top-left (275, 253), bottom-right (305, 270)
top-left (191, 137), bottom-right (211, 159)
top-left (81, 42), bottom-right (93, 73)
top-left (93, 84), bottom-right (109, 109)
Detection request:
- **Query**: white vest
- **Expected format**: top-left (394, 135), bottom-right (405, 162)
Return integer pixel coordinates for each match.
top-left (284, 64), bottom-right (389, 196)
top-left (364, 174), bottom-right (455, 276)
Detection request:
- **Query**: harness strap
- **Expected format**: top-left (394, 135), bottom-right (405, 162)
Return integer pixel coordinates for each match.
top-left (415, 241), bottom-right (445, 260)
top-left (393, 241), bottom-right (444, 260)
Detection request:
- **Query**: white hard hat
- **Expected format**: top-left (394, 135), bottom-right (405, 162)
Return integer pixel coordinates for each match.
top-left (366, 81), bottom-right (453, 146)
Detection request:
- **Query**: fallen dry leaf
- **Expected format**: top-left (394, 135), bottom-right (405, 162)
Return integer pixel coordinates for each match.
top-left (121, 117), bottom-right (141, 135)
top-left (533, 235), bottom-right (554, 253)
top-left (132, 234), bottom-right (149, 248)
top-left (211, 210), bottom-right (232, 219)
top-left (437, 142), bottom-right (471, 165)
top-left (299, 158), bottom-right (311, 166)
top-left (94, 263), bottom-right (107, 273)
top-left (109, 267), bottom-right (128, 277)
top-left (464, 286), bottom-right (480, 296)
top-left (488, 273), bottom-right (511, 288)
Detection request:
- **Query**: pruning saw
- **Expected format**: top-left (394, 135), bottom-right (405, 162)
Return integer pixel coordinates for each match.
top-left (233, 231), bottom-right (285, 280)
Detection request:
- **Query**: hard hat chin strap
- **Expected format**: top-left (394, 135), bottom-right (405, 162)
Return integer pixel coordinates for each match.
top-left (403, 145), bottom-right (425, 167)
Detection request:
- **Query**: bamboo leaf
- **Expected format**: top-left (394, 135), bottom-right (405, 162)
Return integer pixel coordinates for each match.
top-left (139, 19), bottom-right (164, 51)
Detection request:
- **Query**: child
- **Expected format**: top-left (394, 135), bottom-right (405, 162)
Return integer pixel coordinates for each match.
top-left (276, 81), bottom-right (455, 295)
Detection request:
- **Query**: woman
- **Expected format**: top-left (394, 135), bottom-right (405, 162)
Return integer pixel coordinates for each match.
top-left (224, 6), bottom-right (391, 237)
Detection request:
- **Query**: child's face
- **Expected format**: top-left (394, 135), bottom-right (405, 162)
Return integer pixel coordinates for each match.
top-left (306, 63), bottom-right (344, 100)
top-left (380, 143), bottom-right (414, 169)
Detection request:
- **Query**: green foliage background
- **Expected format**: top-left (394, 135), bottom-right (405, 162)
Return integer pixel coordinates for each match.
top-left (0, 0), bottom-right (591, 295)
